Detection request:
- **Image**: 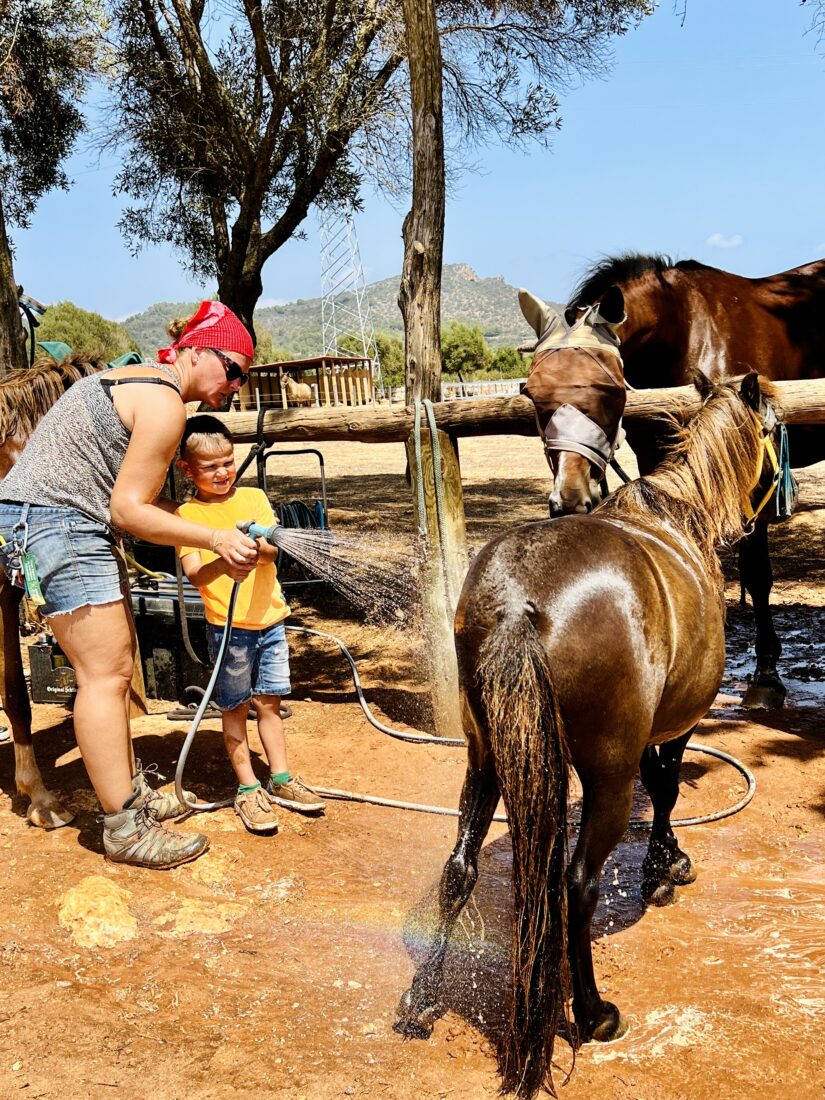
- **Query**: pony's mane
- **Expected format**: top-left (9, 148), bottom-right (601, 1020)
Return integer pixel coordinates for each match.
top-left (568, 253), bottom-right (711, 309)
top-left (599, 380), bottom-right (773, 566)
top-left (0, 352), bottom-right (105, 446)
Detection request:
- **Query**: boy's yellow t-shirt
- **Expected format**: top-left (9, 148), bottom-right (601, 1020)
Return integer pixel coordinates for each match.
top-left (176, 486), bottom-right (290, 629)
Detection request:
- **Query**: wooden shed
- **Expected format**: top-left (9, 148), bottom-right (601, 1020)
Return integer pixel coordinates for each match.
top-left (236, 355), bottom-right (376, 411)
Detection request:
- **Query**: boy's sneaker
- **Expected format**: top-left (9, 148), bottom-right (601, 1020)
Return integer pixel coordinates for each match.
top-left (234, 785), bottom-right (280, 833)
top-left (265, 775), bottom-right (326, 815)
top-left (134, 760), bottom-right (194, 821)
top-left (103, 788), bottom-right (209, 869)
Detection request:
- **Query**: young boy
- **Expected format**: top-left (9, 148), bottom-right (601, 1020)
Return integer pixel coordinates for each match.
top-left (175, 415), bottom-right (325, 833)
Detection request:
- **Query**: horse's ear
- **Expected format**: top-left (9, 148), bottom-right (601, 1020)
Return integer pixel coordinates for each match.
top-left (740, 371), bottom-right (762, 411)
top-left (596, 286), bottom-right (626, 327)
top-left (518, 289), bottom-right (558, 339)
top-left (689, 367), bottom-right (714, 400)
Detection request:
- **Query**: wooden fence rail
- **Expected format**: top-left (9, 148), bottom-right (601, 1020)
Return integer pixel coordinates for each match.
top-left (217, 378), bottom-right (825, 445)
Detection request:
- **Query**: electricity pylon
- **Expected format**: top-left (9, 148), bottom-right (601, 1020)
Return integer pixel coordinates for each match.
top-left (318, 208), bottom-right (383, 394)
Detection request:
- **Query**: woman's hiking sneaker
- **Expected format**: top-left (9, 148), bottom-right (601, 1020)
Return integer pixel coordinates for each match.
top-left (103, 787), bottom-right (209, 869)
top-left (133, 759), bottom-right (194, 821)
top-left (234, 785), bottom-right (280, 833)
top-left (265, 775), bottom-right (326, 814)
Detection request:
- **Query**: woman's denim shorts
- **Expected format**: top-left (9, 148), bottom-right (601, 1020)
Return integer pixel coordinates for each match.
top-left (0, 503), bottom-right (124, 617)
top-left (206, 620), bottom-right (292, 711)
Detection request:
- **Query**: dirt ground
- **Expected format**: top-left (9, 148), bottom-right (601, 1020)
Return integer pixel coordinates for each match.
top-left (0, 435), bottom-right (823, 1100)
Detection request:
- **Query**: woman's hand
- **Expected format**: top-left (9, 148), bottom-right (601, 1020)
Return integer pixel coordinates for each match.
top-left (210, 527), bottom-right (258, 569)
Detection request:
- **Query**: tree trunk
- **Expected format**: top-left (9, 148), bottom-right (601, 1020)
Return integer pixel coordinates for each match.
top-left (0, 196), bottom-right (25, 376)
top-left (398, 0), bottom-right (445, 404)
top-left (217, 265), bottom-right (263, 347)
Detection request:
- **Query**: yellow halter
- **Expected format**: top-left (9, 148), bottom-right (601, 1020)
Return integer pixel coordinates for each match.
top-left (742, 429), bottom-right (780, 524)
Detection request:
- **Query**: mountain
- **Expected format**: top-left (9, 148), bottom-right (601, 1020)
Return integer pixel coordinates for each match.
top-left (123, 265), bottom-right (560, 357)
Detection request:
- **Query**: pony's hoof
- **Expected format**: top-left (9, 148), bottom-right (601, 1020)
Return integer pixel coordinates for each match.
top-left (27, 802), bottom-right (75, 829)
top-left (393, 1015), bottom-right (432, 1040)
top-left (670, 856), bottom-right (697, 885)
top-left (642, 877), bottom-right (677, 907)
top-left (393, 988), bottom-right (436, 1039)
top-left (742, 678), bottom-right (785, 710)
top-left (590, 1002), bottom-right (628, 1043)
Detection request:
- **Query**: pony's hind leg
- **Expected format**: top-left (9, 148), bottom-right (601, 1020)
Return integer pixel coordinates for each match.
top-left (0, 582), bottom-right (73, 828)
top-left (638, 731), bottom-right (696, 907)
top-left (567, 773), bottom-right (635, 1044)
top-left (395, 753), bottom-right (499, 1039)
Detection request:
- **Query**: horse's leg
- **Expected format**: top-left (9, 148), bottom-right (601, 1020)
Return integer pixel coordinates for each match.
top-left (738, 521), bottom-right (785, 709)
top-left (0, 581), bottom-right (74, 828)
top-left (567, 773), bottom-right (634, 1043)
top-left (638, 730), bottom-right (696, 907)
top-left (395, 751), bottom-right (499, 1039)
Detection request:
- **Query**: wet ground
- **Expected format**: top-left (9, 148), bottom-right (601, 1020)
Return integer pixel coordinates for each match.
top-left (0, 437), bottom-right (823, 1100)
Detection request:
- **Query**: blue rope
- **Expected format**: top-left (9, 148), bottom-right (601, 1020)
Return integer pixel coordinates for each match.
top-left (775, 424), bottom-right (797, 518)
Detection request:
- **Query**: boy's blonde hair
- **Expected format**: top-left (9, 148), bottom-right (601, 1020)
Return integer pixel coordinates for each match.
top-left (180, 414), bottom-right (234, 460)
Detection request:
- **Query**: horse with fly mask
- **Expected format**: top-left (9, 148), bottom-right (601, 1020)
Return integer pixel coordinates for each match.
top-left (518, 284), bottom-right (628, 517)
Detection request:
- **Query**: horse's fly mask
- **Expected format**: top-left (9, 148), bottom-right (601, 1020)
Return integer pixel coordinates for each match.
top-left (523, 305), bottom-right (627, 477)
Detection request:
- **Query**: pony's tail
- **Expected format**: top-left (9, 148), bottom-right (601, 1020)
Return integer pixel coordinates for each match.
top-left (478, 611), bottom-right (570, 1099)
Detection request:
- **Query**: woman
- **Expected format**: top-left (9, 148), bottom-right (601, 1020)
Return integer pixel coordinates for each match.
top-left (0, 301), bottom-right (260, 869)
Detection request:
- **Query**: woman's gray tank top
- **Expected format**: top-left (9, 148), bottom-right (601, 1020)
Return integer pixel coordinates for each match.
top-left (0, 364), bottom-right (182, 531)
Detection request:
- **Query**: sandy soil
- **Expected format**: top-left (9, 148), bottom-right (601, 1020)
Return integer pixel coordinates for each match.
top-left (0, 436), bottom-right (823, 1100)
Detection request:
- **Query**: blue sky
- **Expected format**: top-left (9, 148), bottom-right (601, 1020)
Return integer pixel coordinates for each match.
top-left (13, 0), bottom-right (825, 321)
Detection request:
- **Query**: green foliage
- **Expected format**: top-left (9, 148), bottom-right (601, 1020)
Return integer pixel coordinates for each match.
top-left (441, 322), bottom-right (491, 377)
top-left (108, 0), bottom-right (407, 324)
top-left (0, 0), bottom-right (102, 228)
top-left (489, 345), bottom-right (528, 378)
top-left (374, 331), bottom-right (405, 388)
top-left (253, 328), bottom-right (293, 365)
top-left (35, 301), bottom-right (140, 360)
top-left (439, 321), bottom-right (526, 382)
top-left (122, 299), bottom-right (200, 358)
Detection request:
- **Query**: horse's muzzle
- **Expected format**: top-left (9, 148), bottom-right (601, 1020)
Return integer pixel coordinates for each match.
top-left (548, 486), bottom-right (600, 517)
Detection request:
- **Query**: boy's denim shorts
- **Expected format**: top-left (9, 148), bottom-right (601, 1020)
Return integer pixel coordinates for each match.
top-left (206, 620), bottom-right (292, 711)
top-left (0, 503), bottom-right (124, 617)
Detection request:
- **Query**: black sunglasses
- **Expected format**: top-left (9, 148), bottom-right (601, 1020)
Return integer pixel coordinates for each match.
top-left (210, 347), bottom-right (248, 383)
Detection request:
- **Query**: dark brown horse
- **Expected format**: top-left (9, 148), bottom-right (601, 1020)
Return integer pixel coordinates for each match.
top-left (396, 374), bottom-right (779, 1098)
top-left (0, 352), bottom-right (103, 827)
top-left (567, 254), bottom-right (825, 707)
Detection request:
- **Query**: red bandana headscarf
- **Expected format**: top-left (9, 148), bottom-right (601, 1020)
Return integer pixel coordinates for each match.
top-left (157, 301), bottom-right (254, 364)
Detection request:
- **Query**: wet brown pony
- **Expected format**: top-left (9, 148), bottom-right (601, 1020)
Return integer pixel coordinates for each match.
top-left (0, 352), bottom-right (104, 827)
top-left (396, 375), bottom-right (778, 1099)
top-left (568, 254), bottom-right (825, 707)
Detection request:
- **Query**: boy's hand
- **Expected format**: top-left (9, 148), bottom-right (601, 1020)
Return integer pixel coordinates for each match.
top-left (224, 560), bottom-right (257, 581)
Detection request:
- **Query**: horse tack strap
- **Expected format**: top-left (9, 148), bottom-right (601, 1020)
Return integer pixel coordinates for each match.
top-left (743, 423), bottom-right (799, 524)
top-left (743, 433), bottom-right (780, 523)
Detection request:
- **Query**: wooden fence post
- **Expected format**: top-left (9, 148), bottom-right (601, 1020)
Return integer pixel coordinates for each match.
top-left (406, 427), bottom-right (468, 740)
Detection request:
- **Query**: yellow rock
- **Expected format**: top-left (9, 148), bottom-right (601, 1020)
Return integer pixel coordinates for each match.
top-left (58, 876), bottom-right (138, 949)
top-left (163, 898), bottom-right (248, 936)
top-left (189, 850), bottom-right (233, 885)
